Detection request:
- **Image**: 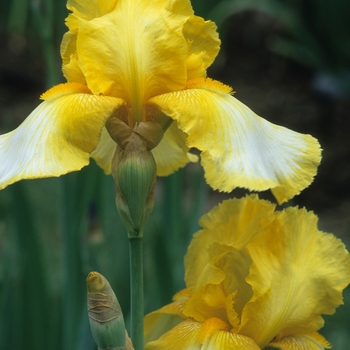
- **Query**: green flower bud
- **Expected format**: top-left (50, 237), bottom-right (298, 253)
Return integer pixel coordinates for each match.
top-left (106, 119), bottom-right (163, 238)
top-left (87, 272), bottom-right (126, 350)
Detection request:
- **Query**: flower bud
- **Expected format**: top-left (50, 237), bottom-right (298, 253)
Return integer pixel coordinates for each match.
top-left (106, 119), bottom-right (163, 238)
top-left (87, 272), bottom-right (126, 350)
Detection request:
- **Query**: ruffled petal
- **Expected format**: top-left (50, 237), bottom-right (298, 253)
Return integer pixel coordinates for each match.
top-left (152, 122), bottom-right (197, 176)
top-left (74, 0), bottom-right (193, 105)
top-left (183, 16), bottom-right (220, 79)
top-left (0, 83), bottom-right (124, 189)
top-left (61, 28), bottom-right (86, 84)
top-left (183, 284), bottom-right (233, 323)
top-left (268, 333), bottom-right (331, 349)
top-left (149, 79), bottom-right (321, 203)
top-left (185, 195), bottom-right (275, 289)
top-left (239, 206), bottom-right (350, 348)
top-left (202, 330), bottom-right (260, 349)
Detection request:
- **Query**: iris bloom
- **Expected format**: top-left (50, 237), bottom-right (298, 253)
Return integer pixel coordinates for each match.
top-left (0, 0), bottom-right (321, 203)
top-left (144, 195), bottom-right (350, 349)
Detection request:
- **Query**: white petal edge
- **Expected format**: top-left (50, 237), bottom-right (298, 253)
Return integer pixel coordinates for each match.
top-left (0, 93), bottom-right (122, 190)
top-left (149, 88), bottom-right (321, 203)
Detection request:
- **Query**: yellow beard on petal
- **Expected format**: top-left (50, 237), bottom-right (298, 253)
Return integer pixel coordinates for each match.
top-left (197, 317), bottom-right (230, 345)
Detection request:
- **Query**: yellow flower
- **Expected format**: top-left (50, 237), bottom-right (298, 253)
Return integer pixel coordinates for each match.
top-left (144, 195), bottom-right (350, 349)
top-left (0, 0), bottom-right (321, 203)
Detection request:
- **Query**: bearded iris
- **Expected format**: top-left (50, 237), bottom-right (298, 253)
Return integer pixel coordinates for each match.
top-left (0, 0), bottom-right (320, 203)
top-left (144, 195), bottom-right (350, 349)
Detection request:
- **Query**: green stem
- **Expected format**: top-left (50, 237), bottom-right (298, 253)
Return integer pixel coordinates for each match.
top-left (129, 235), bottom-right (144, 350)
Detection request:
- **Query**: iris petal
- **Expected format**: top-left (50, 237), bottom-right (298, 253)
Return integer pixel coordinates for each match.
top-left (145, 318), bottom-right (260, 350)
top-left (149, 83), bottom-right (321, 203)
top-left (75, 0), bottom-right (192, 103)
top-left (239, 206), bottom-right (350, 348)
top-left (183, 16), bottom-right (220, 79)
top-left (152, 122), bottom-right (197, 176)
top-left (67, 0), bottom-right (117, 20)
top-left (185, 195), bottom-right (275, 289)
top-left (145, 319), bottom-right (203, 350)
top-left (91, 127), bottom-right (117, 174)
top-left (202, 330), bottom-right (260, 349)
top-left (0, 84), bottom-right (124, 189)
top-left (144, 295), bottom-right (188, 344)
top-left (268, 333), bottom-right (331, 349)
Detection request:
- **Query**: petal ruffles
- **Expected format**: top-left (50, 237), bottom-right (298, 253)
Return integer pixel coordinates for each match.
top-left (239, 206), bottom-right (350, 348)
top-left (149, 80), bottom-right (321, 203)
top-left (145, 196), bottom-right (350, 349)
top-left (73, 0), bottom-right (193, 104)
top-left (0, 83), bottom-right (124, 190)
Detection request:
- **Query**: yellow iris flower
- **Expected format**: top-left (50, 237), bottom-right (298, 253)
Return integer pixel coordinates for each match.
top-left (0, 0), bottom-right (321, 203)
top-left (144, 195), bottom-right (350, 349)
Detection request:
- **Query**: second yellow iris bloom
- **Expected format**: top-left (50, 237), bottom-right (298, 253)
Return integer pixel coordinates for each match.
top-left (0, 0), bottom-right (321, 203)
top-left (144, 195), bottom-right (350, 349)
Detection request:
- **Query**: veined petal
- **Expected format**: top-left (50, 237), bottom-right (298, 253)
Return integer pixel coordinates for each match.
top-left (144, 293), bottom-right (188, 344)
top-left (145, 318), bottom-right (260, 350)
top-left (152, 122), bottom-right (197, 176)
top-left (75, 0), bottom-right (192, 107)
top-left (183, 16), bottom-right (220, 79)
top-left (268, 333), bottom-right (331, 349)
top-left (239, 206), bottom-right (350, 348)
top-left (149, 79), bottom-right (321, 203)
top-left (0, 83), bottom-right (124, 190)
top-left (202, 330), bottom-right (260, 349)
top-left (145, 319), bottom-right (203, 350)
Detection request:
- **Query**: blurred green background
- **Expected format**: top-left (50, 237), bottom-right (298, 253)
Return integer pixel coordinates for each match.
top-left (1, 0), bottom-right (350, 349)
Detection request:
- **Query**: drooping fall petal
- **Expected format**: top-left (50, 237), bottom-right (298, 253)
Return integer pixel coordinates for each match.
top-left (0, 83), bottom-right (124, 189)
top-left (268, 333), bottom-right (331, 350)
top-left (149, 79), bottom-right (321, 203)
top-left (145, 318), bottom-right (261, 350)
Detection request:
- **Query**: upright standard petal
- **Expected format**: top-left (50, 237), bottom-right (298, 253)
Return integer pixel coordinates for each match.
top-left (0, 83), bottom-right (124, 190)
top-left (239, 206), bottom-right (350, 348)
top-left (184, 195), bottom-right (275, 289)
top-left (149, 79), bottom-right (321, 203)
top-left (74, 0), bottom-right (193, 109)
top-left (183, 16), bottom-right (220, 80)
